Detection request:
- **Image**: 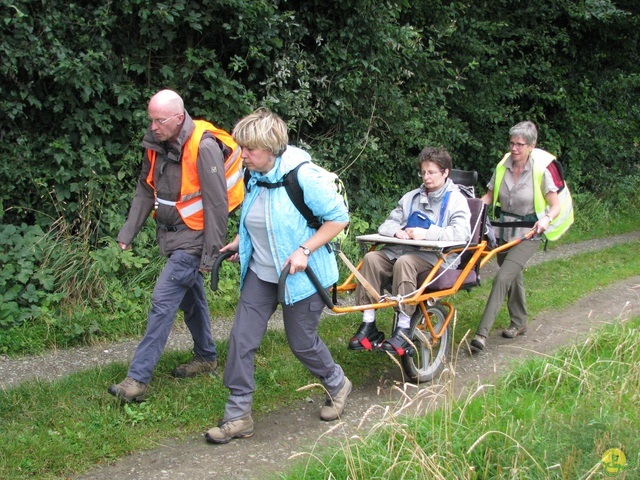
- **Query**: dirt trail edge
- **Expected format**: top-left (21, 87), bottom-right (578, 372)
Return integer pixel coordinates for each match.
top-left (1, 232), bottom-right (639, 480)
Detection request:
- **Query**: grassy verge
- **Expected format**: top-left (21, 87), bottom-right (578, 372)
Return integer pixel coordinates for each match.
top-left (3, 187), bottom-right (640, 357)
top-left (0, 240), bottom-right (638, 478)
top-left (280, 316), bottom-right (640, 479)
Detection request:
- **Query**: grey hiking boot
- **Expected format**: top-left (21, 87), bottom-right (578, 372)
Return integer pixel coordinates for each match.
top-left (172, 357), bottom-right (218, 378)
top-left (502, 325), bottom-right (527, 339)
top-left (108, 376), bottom-right (148, 403)
top-left (320, 377), bottom-right (352, 422)
top-left (205, 415), bottom-right (254, 444)
top-left (470, 334), bottom-right (486, 351)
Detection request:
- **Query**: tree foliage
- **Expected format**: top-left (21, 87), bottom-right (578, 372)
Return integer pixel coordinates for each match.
top-left (1, 0), bottom-right (638, 227)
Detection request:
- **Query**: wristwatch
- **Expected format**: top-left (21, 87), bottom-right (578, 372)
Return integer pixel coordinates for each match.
top-left (299, 245), bottom-right (311, 256)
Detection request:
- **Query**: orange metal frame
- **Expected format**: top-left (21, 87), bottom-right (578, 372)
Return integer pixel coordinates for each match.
top-left (327, 230), bottom-right (535, 345)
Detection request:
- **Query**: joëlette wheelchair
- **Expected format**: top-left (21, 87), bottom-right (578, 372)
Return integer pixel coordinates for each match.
top-left (212, 170), bottom-right (533, 383)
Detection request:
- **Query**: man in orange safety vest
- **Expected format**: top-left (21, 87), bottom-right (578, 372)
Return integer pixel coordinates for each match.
top-left (109, 89), bottom-right (230, 403)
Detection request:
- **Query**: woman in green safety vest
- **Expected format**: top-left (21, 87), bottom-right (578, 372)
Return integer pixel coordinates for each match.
top-left (470, 121), bottom-right (565, 352)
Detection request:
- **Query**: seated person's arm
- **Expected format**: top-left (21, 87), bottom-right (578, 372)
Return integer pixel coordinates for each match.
top-left (407, 192), bottom-right (471, 242)
top-left (377, 190), bottom-right (415, 238)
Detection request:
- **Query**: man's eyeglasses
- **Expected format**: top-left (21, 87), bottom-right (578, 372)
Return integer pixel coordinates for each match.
top-left (418, 170), bottom-right (444, 178)
top-left (151, 113), bottom-right (180, 125)
top-left (509, 141), bottom-right (528, 149)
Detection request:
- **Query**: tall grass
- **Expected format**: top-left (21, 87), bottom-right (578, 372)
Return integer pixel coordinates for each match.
top-left (281, 317), bottom-right (640, 479)
top-left (0, 241), bottom-right (638, 479)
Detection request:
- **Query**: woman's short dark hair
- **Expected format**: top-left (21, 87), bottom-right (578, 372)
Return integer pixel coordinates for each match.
top-left (417, 147), bottom-right (453, 172)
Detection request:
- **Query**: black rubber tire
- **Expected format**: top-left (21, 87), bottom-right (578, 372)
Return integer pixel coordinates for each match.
top-left (401, 302), bottom-right (451, 383)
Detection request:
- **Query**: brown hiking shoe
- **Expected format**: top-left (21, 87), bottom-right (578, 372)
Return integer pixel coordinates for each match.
top-left (502, 325), bottom-right (527, 339)
top-left (172, 357), bottom-right (218, 378)
top-left (320, 377), bottom-right (352, 421)
top-left (108, 376), bottom-right (148, 403)
top-left (205, 415), bottom-right (254, 444)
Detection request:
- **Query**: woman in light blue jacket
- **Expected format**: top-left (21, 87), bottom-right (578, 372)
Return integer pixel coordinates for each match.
top-left (206, 108), bottom-right (350, 445)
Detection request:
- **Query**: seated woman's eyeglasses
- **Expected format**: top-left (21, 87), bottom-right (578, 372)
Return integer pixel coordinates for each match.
top-left (509, 142), bottom-right (528, 149)
top-left (418, 170), bottom-right (444, 178)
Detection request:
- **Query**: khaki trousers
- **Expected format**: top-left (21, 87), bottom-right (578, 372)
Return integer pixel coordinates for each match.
top-left (354, 250), bottom-right (434, 318)
top-left (476, 239), bottom-right (540, 337)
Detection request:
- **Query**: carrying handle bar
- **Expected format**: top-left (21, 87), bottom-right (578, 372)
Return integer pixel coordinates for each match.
top-left (277, 265), bottom-right (335, 309)
top-left (210, 250), bottom-right (237, 291)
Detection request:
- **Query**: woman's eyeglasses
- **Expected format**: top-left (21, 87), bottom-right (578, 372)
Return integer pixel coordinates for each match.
top-left (418, 170), bottom-right (444, 178)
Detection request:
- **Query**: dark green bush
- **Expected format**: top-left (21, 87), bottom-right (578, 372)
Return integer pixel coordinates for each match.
top-left (0, 224), bottom-right (60, 328)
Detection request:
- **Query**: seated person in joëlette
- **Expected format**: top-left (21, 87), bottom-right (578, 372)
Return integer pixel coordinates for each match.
top-left (349, 147), bottom-right (471, 354)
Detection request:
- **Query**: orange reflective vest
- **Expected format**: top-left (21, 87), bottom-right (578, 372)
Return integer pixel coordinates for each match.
top-left (146, 120), bottom-right (244, 230)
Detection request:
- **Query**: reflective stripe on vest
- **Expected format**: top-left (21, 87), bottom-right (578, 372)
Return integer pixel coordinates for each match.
top-left (176, 198), bottom-right (203, 218)
top-left (493, 148), bottom-right (573, 241)
top-left (224, 145), bottom-right (244, 212)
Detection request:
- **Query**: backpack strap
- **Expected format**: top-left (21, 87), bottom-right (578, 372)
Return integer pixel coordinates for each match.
top-left (244, 162), bottom-right (322, 230)
top-left (437, 191), bottom-right (451, 227)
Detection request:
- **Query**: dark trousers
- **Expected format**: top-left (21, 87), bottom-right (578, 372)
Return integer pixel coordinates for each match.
top-left (128, 250), bottom-right (217, 383)
top-left (222, 269), bottom-right (344, 420)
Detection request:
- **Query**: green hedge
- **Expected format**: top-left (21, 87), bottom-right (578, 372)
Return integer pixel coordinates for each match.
top-left (2, 0), bottom-right (637, 228)
top-left (1, 0), bottom-right (638, 336)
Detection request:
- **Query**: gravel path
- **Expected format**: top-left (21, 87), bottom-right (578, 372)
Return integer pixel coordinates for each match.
top-left (1, 231), bottom-right (639, 479)
top-left (2, 231), bottom-right (638, 389)
top-left (78, 274), bottom-right (639, 480)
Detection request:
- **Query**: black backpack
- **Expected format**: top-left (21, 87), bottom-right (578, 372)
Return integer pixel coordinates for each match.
top-left (244, 161), bottom-right (349, 241)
